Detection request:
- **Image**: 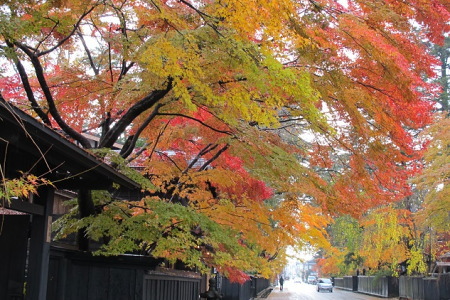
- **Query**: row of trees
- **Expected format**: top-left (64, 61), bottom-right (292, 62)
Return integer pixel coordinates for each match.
top-left (1, 0), bottom-right (449, 282)
top-left (317, 37), bottom-right (450, 277)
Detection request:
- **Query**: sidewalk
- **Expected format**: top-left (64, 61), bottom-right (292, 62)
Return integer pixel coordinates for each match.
top-left (254, 286), bottom-right (288, 299)
top-left (264, 286), bottom-right (293, 299)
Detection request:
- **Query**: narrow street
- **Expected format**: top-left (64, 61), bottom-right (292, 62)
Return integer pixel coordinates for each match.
top-left (264, 280), bottom-right (398, 300)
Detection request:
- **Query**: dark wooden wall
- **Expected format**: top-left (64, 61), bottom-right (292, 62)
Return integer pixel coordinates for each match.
top-left (47, 248), bottom-right (204, 300)
top-left (143, 273), bottom-right (201, 300)
top-left (220, 276), bottom-right (270, 300)
top-left (399, 274), bottom-right (450, 300)
top-left (0, 215), bottom-right (29, 300)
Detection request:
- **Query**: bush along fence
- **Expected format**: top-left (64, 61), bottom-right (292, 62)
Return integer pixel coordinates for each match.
top-left (334, 274), bottom-right (450, 299)
top-left (47, 247), bottom-right (269, 300)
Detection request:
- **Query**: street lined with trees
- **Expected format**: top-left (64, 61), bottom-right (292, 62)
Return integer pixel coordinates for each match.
top-left (0, 0), bottom-right (449, 283)
top-left (266, 280), bottom-right (393, 300)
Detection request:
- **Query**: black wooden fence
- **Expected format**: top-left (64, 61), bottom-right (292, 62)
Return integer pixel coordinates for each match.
top-left (399, 274), bottom-right (450, 300)
top-left (143, 271), bottom-right (202, 300)
top-left (253, 277), bottom-right (271, 296)
top-left (358, 276), bottom-right (399, 298)
top-left (48, 247), bottom-right (270, 300)
top-left (333, 276), bottom-right (357, 291)
top-left (334, 274), bottom-right (450, 299)
top-left (333, 276), bottom-right (399, 298)
top-left (47, 247), bottom-right (205, 300)
top-left (220, 276), bottom-right (270, 300)
top-left (399, 276), bottom-right (424, 300)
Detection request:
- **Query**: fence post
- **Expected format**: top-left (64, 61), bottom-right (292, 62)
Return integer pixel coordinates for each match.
top-left (352, 276), bottom-right (358, 291)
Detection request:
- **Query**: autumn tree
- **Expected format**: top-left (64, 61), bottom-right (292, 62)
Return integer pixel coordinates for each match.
top-left (411, 36), bottom-right (450, 265)
top-left (412, 114), bottom-right (450, 256)
top-left (431, 36), bottom-right (450, 112)
top-left (320, 37), bottom-right (450, 277)
top-left (322, 215), bottom-right (363, 276)
top-left (317, 205), bottom-right (430, 277)
top-left (356, 206), bottom-right (411, 275)
top-left (1, 0), bottom-right (449, 281)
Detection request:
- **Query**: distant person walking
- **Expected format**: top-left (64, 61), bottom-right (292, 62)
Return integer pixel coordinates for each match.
top-left (279, 275), bottom-right (284, 291)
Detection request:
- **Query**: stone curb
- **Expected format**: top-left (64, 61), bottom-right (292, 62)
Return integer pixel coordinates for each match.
top-left (252, 286), bottom-right (274, 299)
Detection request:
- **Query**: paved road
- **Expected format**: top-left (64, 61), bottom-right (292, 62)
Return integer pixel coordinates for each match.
top-left (265, 280), bottom-right (397, 300)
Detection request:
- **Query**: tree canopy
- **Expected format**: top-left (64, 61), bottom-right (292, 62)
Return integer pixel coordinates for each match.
top-left (1, 0), bottom-right (449, 281)
top-left (316, 35), bottom-right (450, 278)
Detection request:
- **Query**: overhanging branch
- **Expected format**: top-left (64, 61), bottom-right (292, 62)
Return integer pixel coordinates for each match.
top-left (99, 78), bottom-right (173, 148)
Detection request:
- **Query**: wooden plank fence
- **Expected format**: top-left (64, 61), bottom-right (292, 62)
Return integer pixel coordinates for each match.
top-left (333, 276), bottom-right (357, 291)
top-left (334, 274), bottom-right (450, 299)
top-left (220, 276), bottom-right (270, 300)
top-left (399, 274), bottom-right (450, 300)
top-left (47, 247), bottom-right (270, 300)
top-left (333, 275), bottom-right (398, 298)
top-left (143, 271), bottom-right (201, 300)
top-left (357, 276), bottom-right (399, 298)
top-left (47, 247), bottom-right (204, 300)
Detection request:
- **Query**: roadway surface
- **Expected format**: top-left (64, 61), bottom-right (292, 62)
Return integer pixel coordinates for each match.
top-left (264, 280), bottom-right (398, 300)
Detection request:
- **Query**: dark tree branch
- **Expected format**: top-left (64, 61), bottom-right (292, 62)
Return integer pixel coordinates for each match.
top-left (178, 0), bottom-right (212, 19)
top-left (183, 143), bottom-right (217, 174)
top-left (108, 29), bottom-right (114, 82)
top-left (6, 41), bottom-right (51, 126)
top-left (199, 144), bottom-right (229, 171)
top-left (155, 150), bottom-right (183, 172)
top-left (37, 6), bottom-right (97, 57)
top-left (109, 2), bottom-right (134, 81)
top-left (120, 103), bottom-right (165, 158)
top-left (216, 77), bottom-right (247, 85)
top-left (14, 42), bottom-right (92, 148)
top-left (148, 121), bottom-right (171, 162)
top-left (77, 30), bottom-right (99, 75)
top-left (178, 0), bottom-right (224, 36)
top-left (261, 123), bottom-right (307, 131)
top-left (126, 142), bottom-right (151, 164)
top-left (157, 112), bottom-right (233, 135)
top-left (119, 62), bottom-right (135, 81)
top-left (279, 116), bottom-right (305, 123)
top-left (99, 77), bottom-right (174, 148)
top-left (35, 18), bottom-right (60, 51)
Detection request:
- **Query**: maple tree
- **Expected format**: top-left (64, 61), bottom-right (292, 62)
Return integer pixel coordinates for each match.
top-left (319, 37), bottom-right (450, 277)
top-left (318, 205), bottom-right (428, 277)
top-left (358, 206), bottom-right (411, 275)
top-left (431, 36), bottom-right (450, 112)
top-left (0, 173), bottom-right (52, 203)
top-left (321, 215), bottom-right (363, 276)
top-left (412, 114), bottom-right (450, 253)
top-left (408, 36), bottom-right (450, 268)
top-left (417, 37), bottom-right (449, 228)
top-left (1, 0), bottom-right (449, 281)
